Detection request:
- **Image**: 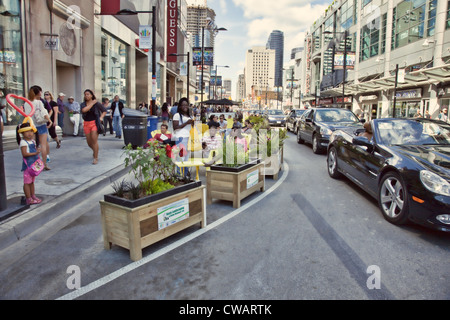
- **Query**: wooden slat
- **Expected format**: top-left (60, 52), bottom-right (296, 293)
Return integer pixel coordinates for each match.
top-left (140, 213), bottom-right (203, 248)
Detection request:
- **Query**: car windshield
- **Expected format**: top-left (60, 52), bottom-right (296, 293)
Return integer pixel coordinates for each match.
top-left (315, 109), bottom-right (359, 123)
top-left (376, 119), bottom-right (450, 145)
top-left (295, 110), bottom-right (305, 116)
top-left (267, 110), bottom-right (284, 115)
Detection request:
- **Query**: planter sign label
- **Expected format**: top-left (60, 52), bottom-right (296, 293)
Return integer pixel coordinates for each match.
top-left (157, 198), bottom-right (189, 230)
top-left (247, 170), bottom-right (259, 189)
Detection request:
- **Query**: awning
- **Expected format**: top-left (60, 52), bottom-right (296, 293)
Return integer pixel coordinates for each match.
top-left (346, 63), bottom-right (450, 95)
top-left (320, 63), bottom-right (450, 97)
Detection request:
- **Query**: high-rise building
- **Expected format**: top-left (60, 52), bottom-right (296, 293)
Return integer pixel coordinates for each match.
top-left (186, 1), bottom-right (217, 98)
top-left (266, 30), bottom-right (284, 87)
top-left (245, 46), bottom-right (276, 102)
top-left (236, 74), bottom-right (246, 102)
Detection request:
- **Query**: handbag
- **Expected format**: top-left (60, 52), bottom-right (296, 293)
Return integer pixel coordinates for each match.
top-left (33, 100), bottom-right (48, 125)
top-left (24, 157), bottom-right (44, 177)
top-left (92, 103), bottom-right (104, 134)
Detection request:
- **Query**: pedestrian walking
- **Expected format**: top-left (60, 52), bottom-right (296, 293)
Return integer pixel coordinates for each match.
top-left (57, 93), bottom-right (66, 135)
top-left (66, 96), bottom-right (81, 136)
top-left (80, 89), bottom-right (106, 165)
top-left (425, 110), bottom-right (431, 119)
top-left (173, 97), bottom-right (193, 177)
top-left (102, 98), bottom-right (113, 136)
top-left (161, 102), bottom-right (170, 124)
top-left (110, 95), bottom-right (124, 139)
top-left (438, 108), bottom-right (448, 123)
top-left (29, 85), bottom-right (52, 171)
top-left (17, 122), bottom-right (43, 205)
top-left (43, 91), bottom-right (62, 149)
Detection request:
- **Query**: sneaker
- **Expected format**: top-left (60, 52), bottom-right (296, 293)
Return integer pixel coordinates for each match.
top-left (47, 155), bottom-right (51, 163)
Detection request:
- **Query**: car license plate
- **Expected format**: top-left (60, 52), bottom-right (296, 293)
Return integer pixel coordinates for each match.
top-left (277, 121), bottom-right (281, 124)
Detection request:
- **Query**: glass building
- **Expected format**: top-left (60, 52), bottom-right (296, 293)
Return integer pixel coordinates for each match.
top-left (300, 0), bottom-right (450, 120)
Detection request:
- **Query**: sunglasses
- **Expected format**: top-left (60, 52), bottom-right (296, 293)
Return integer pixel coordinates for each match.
top-left (44, 93), bottom-right (50, 96)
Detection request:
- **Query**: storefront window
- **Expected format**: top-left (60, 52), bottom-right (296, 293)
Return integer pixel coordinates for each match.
top-left (446, 1), bottom-right (450, 29)
top-left (390, 101), bottom-right (421, 118)
top-left (0, 0), bottom-right (24, 126)
top-left (101, 31), bottom-right (128, 103)
top-left (392, 0), bottom-right (427, 49)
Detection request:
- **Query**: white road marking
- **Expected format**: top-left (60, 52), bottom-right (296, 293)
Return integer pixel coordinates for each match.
top-left (57, 162), bottom-right (290, 300)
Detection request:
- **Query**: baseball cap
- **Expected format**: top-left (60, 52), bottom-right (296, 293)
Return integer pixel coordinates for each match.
top-left (68, 96), bottom-right (74, 100)
top-left (58, 92), bottom-right (66, 97)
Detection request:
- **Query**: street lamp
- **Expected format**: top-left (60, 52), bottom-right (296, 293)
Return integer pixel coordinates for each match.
top-left (214, 65), bottom-right (229, 99)
top-left (97, 7), bottom-right (157, 115)
top-left (169, 52), bottom-right (190, 103)
top-left (200, 24), bottom-right (227, 106)
top-left (323, 30), bottom-right (349, 109)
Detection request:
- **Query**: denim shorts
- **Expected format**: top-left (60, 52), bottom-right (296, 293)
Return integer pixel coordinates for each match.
top-left (36, 124), bottom-right (48, 135)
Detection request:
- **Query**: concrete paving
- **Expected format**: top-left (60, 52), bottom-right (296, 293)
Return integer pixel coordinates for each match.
top-left (0, 131), bottom-right (136, 251)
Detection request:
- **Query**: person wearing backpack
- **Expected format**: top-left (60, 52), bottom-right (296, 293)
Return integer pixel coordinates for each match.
top-left (29, 85), bottom-right (52, 170)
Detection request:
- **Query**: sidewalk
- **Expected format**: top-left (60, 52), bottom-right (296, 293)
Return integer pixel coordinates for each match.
top-left (0, 133), bottom-right (131, 251)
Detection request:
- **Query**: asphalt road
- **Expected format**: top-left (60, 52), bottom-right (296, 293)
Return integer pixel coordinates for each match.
top-left (0, 131), bottom-right (449, 301)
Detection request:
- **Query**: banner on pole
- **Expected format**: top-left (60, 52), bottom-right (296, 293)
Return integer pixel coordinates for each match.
top-left (139, 25), bottom-right (152, 49)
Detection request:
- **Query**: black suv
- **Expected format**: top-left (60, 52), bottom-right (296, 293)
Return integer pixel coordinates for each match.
top-left (296, 107), bottom-right (364, 154)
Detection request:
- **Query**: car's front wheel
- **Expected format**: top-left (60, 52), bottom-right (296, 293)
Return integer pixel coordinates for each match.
top-left (327, 147), bottom-right (342, 178)
top-left (312, 134), bottom-right (322, 154)
top-left (378, 172), bottom-right (410, 225)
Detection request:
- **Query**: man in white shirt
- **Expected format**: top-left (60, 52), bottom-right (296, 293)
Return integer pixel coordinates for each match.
top-left (66, 96), bottom-right (81, 136)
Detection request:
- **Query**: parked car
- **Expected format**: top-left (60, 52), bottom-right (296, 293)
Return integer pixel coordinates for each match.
top-left (286, 109), bottom-right (306, 133)
top-left (266, 109), bottom-right (287, 127)
top-left (297, 107), bottom-right (364, 153)
top-left (327, 118), bottom-right (450, 232)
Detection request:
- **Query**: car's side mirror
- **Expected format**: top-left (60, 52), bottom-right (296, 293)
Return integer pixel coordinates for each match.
top-left (305, 118), bottom-right (312, 123)
top-left (353, 136), bottom-right (373, 148)
top-left (360, 118), bottom-right (366, 123)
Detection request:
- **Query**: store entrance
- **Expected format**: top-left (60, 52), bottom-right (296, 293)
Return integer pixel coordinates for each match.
top-left (391, 101), bottom-right (420, 118)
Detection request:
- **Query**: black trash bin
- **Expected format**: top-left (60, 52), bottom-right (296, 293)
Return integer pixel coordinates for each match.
top-left (122, 108), bottom-right (148, 148)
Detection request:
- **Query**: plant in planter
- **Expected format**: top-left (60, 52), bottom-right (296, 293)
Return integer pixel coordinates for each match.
top-left (206, 128), bottom-right (265, 208)
top-left (247, 115), bottom-right (287, 179)
top-left (100, 140), bottom-right (207, 261)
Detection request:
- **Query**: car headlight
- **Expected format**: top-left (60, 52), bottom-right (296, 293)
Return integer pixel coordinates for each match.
top-left (420, 170), bottom-right (450, 196)
top-left (269, 117), bottom-right (275, 121)
top-left (320, 127), bottom-right (333, 135)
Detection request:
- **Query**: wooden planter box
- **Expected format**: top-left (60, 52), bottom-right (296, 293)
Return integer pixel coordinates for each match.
top-left (100, 184), bottom-right (206, 261)
top-left (207, 161), bottom-right (265, 208)
top-left (263, 146), bottom-right (284, 180)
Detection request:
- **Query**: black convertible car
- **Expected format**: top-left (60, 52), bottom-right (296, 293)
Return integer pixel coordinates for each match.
top-left (327, 118), bottom-right (450, 232)
top-left (297, 107), bottom-right (364, 153)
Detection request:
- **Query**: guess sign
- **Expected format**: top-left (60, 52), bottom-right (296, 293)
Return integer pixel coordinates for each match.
top-left (167, 0), bottom-right (178, 62)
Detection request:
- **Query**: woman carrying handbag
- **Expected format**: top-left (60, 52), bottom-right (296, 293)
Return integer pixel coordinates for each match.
top-left (80, 89), bottom-right (106, 165)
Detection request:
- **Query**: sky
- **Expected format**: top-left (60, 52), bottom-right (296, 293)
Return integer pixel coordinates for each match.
top-left (205, 0), bottom-right (330, 99)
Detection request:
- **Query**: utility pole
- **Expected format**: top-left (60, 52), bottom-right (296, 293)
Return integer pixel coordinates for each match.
top-left (393, 64), bottom-right (399, 118)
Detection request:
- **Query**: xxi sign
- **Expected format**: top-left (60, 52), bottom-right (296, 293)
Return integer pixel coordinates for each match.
top-left (167, 0), bottom-right (178, 62)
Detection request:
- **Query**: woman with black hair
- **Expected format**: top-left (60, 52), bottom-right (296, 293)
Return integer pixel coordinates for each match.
top-left (81, 89), bottom-right (106, 165)
top-left (172, 97), bottom-right (193, 176)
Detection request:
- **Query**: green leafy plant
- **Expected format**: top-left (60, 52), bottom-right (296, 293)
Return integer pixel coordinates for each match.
top-left (117, 140), bottom-right (182, 198)
top-left (247, 115), bottom-right (288, 158)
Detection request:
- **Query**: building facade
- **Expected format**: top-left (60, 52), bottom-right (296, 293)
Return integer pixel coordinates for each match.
top-left (245, 46), bottom-right (275, 105)
top-left (300, 0), bottom-right (450, 120)
top-left (266, 30), bottom-right (284, 88)
top-left (0, 0), bottom-right (197, 133)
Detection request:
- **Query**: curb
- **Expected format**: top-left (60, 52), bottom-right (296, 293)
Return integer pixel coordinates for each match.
top-left (0, 164), bottom-right (130, 252)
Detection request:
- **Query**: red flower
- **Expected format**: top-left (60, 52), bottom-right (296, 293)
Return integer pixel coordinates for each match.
top-left (165, 144), bottom-right (172, 158)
